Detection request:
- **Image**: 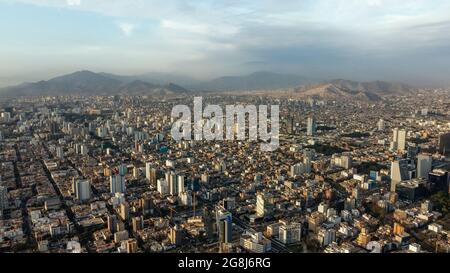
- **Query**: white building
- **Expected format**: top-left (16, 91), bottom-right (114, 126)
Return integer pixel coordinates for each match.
top-left (391, 128), bottom-right (407, 153)
top-left (240, 229), bottom-right (271, 253)
top-left (157, 178), bottom-right (169, 195)
top-left (256, 192), bottom-right (273, 218)
top-left (279, 222), bottom-right (301, 244)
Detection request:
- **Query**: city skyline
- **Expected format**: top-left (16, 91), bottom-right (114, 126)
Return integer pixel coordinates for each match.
top-left (1, 0), bottom-right (450, 87)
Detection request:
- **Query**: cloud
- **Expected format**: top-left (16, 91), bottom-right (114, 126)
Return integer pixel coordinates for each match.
top-left (66, 0), bottom-right (81, 6)
top-left (116, 22), bottom-right (136, 36)
top-left (3, 0), bottom-right (450, 85)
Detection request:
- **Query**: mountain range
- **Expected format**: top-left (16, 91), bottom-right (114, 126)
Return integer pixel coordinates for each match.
top-left (0, 70), bottom-right (189, 97)
top-left (0, 70), bottom-right (415, 100)
top-left (291, 79), bottom-right (413, 101)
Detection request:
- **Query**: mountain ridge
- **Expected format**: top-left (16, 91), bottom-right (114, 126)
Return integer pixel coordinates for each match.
top-left (0, 70), bottom-right (415, 99)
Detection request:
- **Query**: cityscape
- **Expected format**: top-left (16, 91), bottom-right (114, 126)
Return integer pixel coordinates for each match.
top-left (0, 0), bottom-right (450, 258)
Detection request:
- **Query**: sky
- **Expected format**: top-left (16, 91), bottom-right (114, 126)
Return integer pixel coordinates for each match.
top-left (0, 0), bottom-right (450, 87)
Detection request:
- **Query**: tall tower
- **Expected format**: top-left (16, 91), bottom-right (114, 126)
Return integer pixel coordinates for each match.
top-left (216, 206), bottom-right (233, 247)
top-left (74, 179), bottom-right (91, 201)
top-left (307, 117), bottom-right (316, 136)
top-left (0, 185), bottom-right (7, 218)
top-left (390, 160), bottom-right (410, 192)
top-left (417, 154), bottom-right (432, 178)
top-left (377, 119), bottom-right (385, 131)
top-left (390, 128), bottom-right (407, 153)
top-left (256, 192), bottom-right (274, 218)
top-left (110, 174), bottom-right (126, 194)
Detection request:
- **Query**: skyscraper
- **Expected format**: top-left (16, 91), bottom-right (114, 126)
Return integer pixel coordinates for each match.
top-left (80, 144), bottom-right (88, 156)
top-left (74, 179), bottom-right (91, 201)
top-left (118, 164), bottom-right (127, 176)
top-left (428, 169), bottom-right (449, 194)
top-left (56, 146), bottom-right (64, 159)
top-left (0, 186), bottom-right (7, 217)
top-left (256, 192), bottom-right (274, 218)
top-left (377, 119), bottom-right (385, 131)
top-left (145, 162), bottom-right (158, 185)
top-left (390, 128), bottom-right (407, 153)
top-left (168, 172), bottom-right (178, 196)
top-left (145, 162), bottom-right (152, 181)
top-left (110, 174), bottom-right (126, 194)
top-left (390, 159), bottom-right (415, 192)
top-left (216, 207), bottom-right (233, 245)
top-left (438, 133), bottom-right (450, 156)
top-left (307, 116), bottom-right (316, 136)
top-left (416, 154), bottom-right (432, 178)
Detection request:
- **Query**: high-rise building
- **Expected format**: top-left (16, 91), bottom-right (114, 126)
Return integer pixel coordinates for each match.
top-left (145, 162), bottom-right (152, 181)
top-left (390, 159), bottom-right (415, 192)
top-left (80, 144), bottom-right (88, 156)
top-left (438, 133), bottom-right (450, 155)
top-left (279, 222), bottom-right (301, 244)
top-left (74, 179), bottom-right (91, 201)
top-left (203, 207), bottom-right (214, 240)
top-left (377, 119), bottom-right (385, 131)
top-left (317, 228), bottom-right (336, 246)
top-left (240, 229), bottom-right (272, 253)
top-left (110, 174), bottom-right (126, 194)
top-left (119, 203), bottom-right (130, 221)
top-left (390, 128), bottom-right (407, 153)
top-left (333, 153), bottom-right (352, 169)
top-left (56, 146), bottom-right (64, 159)
top-left (107, 215), bottom-right (118, 233)
top-left (428, 169), bottom-right (449, 194)
top-left (157, 178), bottom-right (169, 195)
top-left (177, 174), bottom-right (185, 195)
top-left (118, 164), bottom-right (127, 176)
top-left (169, 225), bottom-right (184, 246)
top-left (256, 192), bottom-right (274, 218)
top-left (303, 156), bottom-right (312, 174)
top-left (168, 172), bottom-right (178, 195)
top-left (416, 154), bottom-right (432, 178)
top-left (126, 239), bottom-right (138, 253)
top-left (290, 163), bottom-right (305, 177)
top-left (132, 216), bottom-right (144, 232)
top-left (0, 186), bottom-right (7, 217)
top-left (216, 207), bottom-right (233, 245)
top-left (307, 116), bottom-right (316, 136)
